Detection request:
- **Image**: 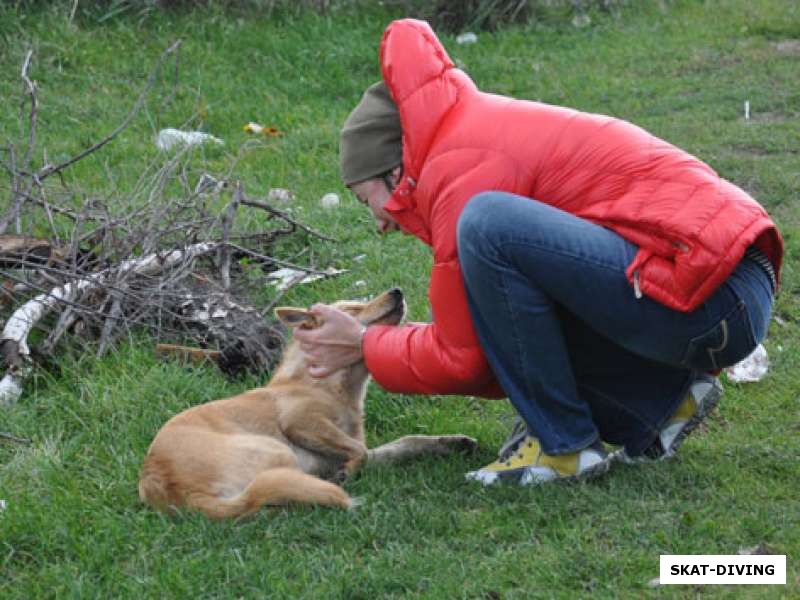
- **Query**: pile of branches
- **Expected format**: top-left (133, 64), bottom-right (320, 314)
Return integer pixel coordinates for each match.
top-left (0, 42), bottom-right (336, 406)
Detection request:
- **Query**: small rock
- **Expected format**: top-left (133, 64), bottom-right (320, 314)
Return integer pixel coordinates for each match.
top-left (456, 32), bottom-right (478, 45)
top-left (320, 193), bottom-right (340, 209)
top-left (572, 14), bottom-right (591, 28)
top-left (738, 542), bottom-right (773, 555)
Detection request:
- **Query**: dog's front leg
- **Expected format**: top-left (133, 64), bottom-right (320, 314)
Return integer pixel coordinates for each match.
top-left (368, 435), bottom-right (478, 464)
top-left (281, 417), bottom-right (368, 479)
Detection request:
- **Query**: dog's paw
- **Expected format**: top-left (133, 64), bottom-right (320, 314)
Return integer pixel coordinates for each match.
top-left (438, 435), bottom-right (478, 454)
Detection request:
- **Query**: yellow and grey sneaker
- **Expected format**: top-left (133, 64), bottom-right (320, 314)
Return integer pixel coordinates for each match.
top-left (465, 425), bottom-right (612, 486)
top-left (618, 374), bottom-right (724, 463)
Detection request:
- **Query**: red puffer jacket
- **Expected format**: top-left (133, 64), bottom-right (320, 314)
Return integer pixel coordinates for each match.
top-left (361, 19), bottom-right (783, 398)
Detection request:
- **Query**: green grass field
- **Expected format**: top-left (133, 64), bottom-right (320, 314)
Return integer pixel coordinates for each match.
top-left (1, 1), bottom-right (798, 597)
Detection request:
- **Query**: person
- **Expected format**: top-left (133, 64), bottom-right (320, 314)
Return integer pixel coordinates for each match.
top-left (293, 19), bottom-right (783, 486)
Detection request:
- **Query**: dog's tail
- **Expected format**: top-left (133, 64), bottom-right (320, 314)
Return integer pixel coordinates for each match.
top-left (185, 468), bottom-right (354, 519)
top-left (139, 456), bottom-right (178, 513)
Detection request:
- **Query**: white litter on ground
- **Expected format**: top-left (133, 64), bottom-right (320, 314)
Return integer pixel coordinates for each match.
top-left (725, 343), bottom-right (769, 383)
top-left (320, 193), bottom-right (340, 209)
top-left (243, 122), bottom-right (266, 134)
top-left (572, 14), bottom-right (591, 28)
top-left (156, 128), bottom-right (223, 151)
top-left (267, 188), bottom-right (295, 203)
top-left (267, 267), bottom-right (348, 292)
top-left (0, 499), bottom-right (7, 512)
top-left (456, 32), bottom-right (478, 45)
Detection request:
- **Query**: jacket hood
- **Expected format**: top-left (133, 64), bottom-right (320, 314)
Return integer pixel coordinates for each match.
top-left (379, 19), bottom-right (476, 182)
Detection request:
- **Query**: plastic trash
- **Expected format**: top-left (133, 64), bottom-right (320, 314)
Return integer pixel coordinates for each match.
top-left (156, 128), bottom-right (223, 151)
top-left (725, 343), bottom-right (769, 383)
top-left (267, 188), bottom-right (295, 203)
top-left (320, 192), bottom-right (340, 209)
top-left (456, 32), bottom-right (478, 45)
top-left (267, 267), bottom-right (347, 292)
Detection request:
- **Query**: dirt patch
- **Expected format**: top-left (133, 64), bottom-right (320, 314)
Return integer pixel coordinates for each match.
top-left (748, 110), bottom-right (791, 123)
top-left (773, 39), bottom-right (800, 55)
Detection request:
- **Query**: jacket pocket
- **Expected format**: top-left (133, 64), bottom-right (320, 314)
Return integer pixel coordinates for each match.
top-left (681, 300), bottom-right (756, 371)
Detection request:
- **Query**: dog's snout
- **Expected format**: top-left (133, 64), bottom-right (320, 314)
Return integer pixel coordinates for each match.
top-left (389, 287), bottom-right (403, 300)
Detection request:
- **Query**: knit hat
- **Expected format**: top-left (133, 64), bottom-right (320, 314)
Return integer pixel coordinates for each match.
top-left (340, 81), bottom-right (403, 186)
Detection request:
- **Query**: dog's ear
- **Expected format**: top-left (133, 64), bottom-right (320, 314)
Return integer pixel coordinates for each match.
top-left (274, 307), bottom-right (320, 329)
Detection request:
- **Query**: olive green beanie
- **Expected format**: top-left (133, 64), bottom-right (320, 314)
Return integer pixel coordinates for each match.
top-left (340, 81), bottom-right (403, 186)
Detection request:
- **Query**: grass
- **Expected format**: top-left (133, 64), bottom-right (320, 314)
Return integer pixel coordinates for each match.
top-left (1, 0), bottom-right (799, 597)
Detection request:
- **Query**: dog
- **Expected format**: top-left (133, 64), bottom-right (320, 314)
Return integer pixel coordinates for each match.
top-left (139, 288), bottom-right (477, 519)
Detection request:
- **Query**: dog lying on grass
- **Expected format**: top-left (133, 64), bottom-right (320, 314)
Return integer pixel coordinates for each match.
top-left (139, 288), bottom-right (477, 519)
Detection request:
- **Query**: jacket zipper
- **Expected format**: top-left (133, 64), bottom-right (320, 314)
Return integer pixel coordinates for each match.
top-left (633, 270), bottom-right (642, 299)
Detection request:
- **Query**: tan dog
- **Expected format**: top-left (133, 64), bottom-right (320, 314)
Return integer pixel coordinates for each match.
top-left (139, 288), bottom-right (476, 519)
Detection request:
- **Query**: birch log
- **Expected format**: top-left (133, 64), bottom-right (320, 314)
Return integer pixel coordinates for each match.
top-left (0, 241), bottom-right (218, 406)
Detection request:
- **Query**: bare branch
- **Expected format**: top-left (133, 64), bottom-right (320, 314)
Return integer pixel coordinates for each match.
top-left (218, 182), bottom-right (241, 290)
top-left (240, 197), bottom-right (338, 242)
top-left (36, 40), bottom-right (182, 182)
top-left (0, 431), bottom-right (32, 445)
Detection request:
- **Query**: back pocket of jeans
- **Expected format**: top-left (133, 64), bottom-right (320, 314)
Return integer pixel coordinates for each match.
top-left (681, 300), bottom-right (756, 371)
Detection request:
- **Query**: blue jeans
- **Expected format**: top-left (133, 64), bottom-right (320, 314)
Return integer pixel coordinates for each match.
top-left (456, 192), bottom-right (774, 456)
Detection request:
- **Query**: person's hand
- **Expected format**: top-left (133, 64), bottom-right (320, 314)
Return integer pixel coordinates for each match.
top-left (292, 304), bottom-right (366, 378)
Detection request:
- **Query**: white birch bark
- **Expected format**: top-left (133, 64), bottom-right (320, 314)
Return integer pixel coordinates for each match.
top-left (0, 242), bottom-right (218, 406)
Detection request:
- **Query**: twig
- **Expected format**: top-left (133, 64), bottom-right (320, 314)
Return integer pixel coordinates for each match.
top-left (218, 182), bottom-right (241, 290)
top-left (0, 431), bottom-right (32, 445)
top-left (155, 343), bottom-right (221, 365)
top-left (69, 0), bottom-right (79, 25)
top-left (96, 292), bottom-right (123, 357)
top-left (0, 51), bottom-right (37, 235)
top-left (36, 40), bottom-right (182, 182)
top-left (19, 50), bottom-right (37, 174)
top-left (240, 197), bottom-right (337, 242)
top-left (226, 243), bottom-right (330, 275)
top-left (41, 306), bottom-right (79, 354)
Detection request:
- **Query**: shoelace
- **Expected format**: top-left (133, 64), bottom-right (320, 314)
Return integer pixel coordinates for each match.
top-left (497, 418), bottom-right (530, 463)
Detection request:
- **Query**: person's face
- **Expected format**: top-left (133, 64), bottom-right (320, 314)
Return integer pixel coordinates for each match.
top-left (349, 170), bottom-right (402, 234)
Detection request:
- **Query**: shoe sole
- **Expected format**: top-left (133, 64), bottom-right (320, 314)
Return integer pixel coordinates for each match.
top-left (467, 453), bottom-right (613, 487)
top-left (616, 377), bottom-right (723, 464)
top-left (520, 454), bottom-right (613, 485)
top-left (664, 377), bottom-right (723, 457)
